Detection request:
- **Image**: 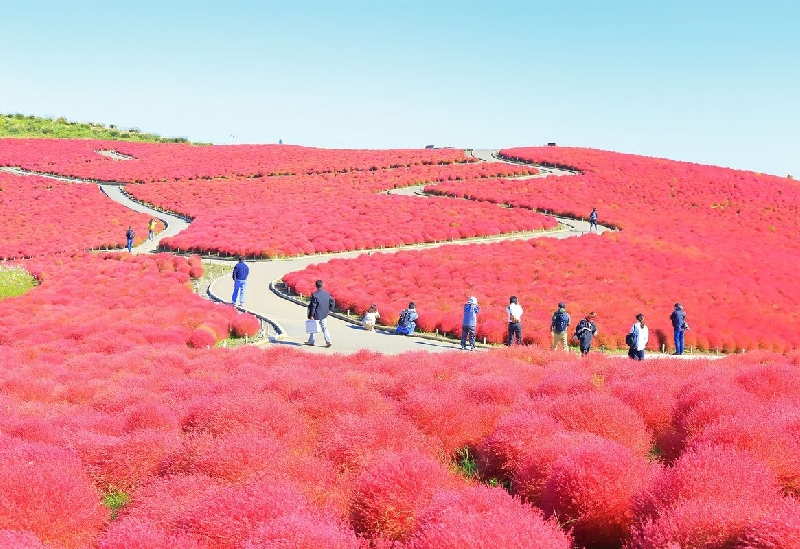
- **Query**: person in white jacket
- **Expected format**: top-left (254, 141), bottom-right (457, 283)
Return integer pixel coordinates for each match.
top-left (628, 313), bottom-right (649, 360)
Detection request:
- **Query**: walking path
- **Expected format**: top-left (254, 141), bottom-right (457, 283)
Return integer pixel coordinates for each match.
top-left (5, 153), bottom-right (681, 357)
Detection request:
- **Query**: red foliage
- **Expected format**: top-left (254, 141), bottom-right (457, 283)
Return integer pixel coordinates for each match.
top-left (403, 485), bottom-right (572, 549)
top-left (349, 450), bottom-right (458, 541)
top-left (0, 530), bottom-right (51, 549)
top-left (734, 497), bottom-right (800, 548)
top-left (0, 436), bottom-right (107, 549)
top-left (230, 312), bottom-right (260, 337)
top-left (539, 438), bottom-right (655, 548)
top-left (0, 172), bottom-right (154, 259)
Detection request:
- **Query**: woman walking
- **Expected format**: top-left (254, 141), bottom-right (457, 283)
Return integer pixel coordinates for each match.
top-left (627, 313), bottom-right (649, 360)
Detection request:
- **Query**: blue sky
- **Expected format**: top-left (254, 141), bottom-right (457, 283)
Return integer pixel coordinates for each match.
top-left (1, 0), bottom-right (797, 176)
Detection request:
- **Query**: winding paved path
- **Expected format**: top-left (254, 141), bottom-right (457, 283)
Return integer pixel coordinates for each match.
top-left (3, 153), bottom-right (619, 355)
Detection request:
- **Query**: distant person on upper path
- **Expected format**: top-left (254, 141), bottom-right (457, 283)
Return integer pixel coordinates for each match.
top-left (395, 302), bottom-right (418, 335)
top-left (507, 296), bottom-right (523, 345)
top-left (461, 296), bottom-right (480, 351)
top-left (361, 303), bottom-right (380, 331)
top-left (550, 302), bottom-right (571, 351)
top-left (148, 218), bottom-right (157, 241)
top-left (575, 311), bottom-right (598, 355)
top-left (670, 302), bottom-right (688, 355)
top-left (231, 257), bottom-right (249, 307)
top-left (589, 208), bottom-right (598, 232)
top-left (628, 313), bottom-right (649, 360)
top-left (306, 279), bottom-right (334, 347)
top-left (125, 226), bottom-right (135, 253)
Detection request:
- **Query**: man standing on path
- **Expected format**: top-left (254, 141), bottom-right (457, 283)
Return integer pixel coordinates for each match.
top-left (589, 208), bottom-right (598, 232)
top-left (551, 302), bottom-right (571, 351)
top-left (306, 279), bottom-right (334, 347)
top-left (507, 296), bottom-right (523, 345)
top-left (125, 226), bottom-right (135, 253)
top-left (461, 296), bottom-right (480, 351)
top-left (231, 257), bottom-right (249, 307)
top-left (670, 303), bottom-right (688, 355)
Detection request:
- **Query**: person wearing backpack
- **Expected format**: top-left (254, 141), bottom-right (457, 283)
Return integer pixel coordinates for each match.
top-left (550, 302), bottom-right (571, 351)
top-left (575, 311), bottom-right (598, 355)
top-left (589, 208), bottom-right (598, 232)
top-left (395, 302), bottom-right (418, 335)
top-left (506, 296), bottom-right (523, 345)
top-left (627, 313), bottom-right (649, 360)
top-left (669, 303), bottom-right (688, 355)
top-left (125, 226), bottom-right (135, 253)
top-left (461, 296), bottom-right (480, 351)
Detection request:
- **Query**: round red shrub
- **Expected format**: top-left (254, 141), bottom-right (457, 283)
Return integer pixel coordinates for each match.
top-left (403, 485), bottom-right (572, 549)
top-left (230, 313), bottom-right (260, 337)
top-left (187, 327), bottom-right (216, 348)
top-left (539, 438), bottom-right (655, 549)
top-left (734, 496), bottom-right (800, 548)
top-left (0, 436), bottom-right (107, 549)
top-left (349, 450), bottom-right (458, 541)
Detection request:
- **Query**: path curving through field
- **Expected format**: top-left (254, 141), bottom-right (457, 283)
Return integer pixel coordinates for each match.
top-left (3, 153), bottom-right (622, 355)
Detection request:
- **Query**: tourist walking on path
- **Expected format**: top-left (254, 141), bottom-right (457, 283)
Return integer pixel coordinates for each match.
top-left (575, 311), bottom-right (598, 355)
top-left (125, 226), bottom-right (135, 252)
top-left (148, 218), bottom-right (157, 241)
top-left (628, 313), bottom-right (649, 360)
top-left (507, 296), bottom-right (523, 345)
top-left (306, 279), bottom-right (334, 347)
top-left (461, 296), bottom-right (480, 351)
top-left (550, 302), bottom-right (571, 351)
top-left (670, 303), bottom-right (688, 355)
top-left (589, 208), bottom-right (598, 232)
top-left (362, 303), bottom-right (380, 331)
top-left (395, 302), bottom-right (418, 335)
top-left (231, 257), bottom-right (249, 307)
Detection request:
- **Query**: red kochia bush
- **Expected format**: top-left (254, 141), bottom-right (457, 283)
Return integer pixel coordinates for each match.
top-left (98, 518), bottom-right (204, 549)
top-left (734, 496), bottom-right (800, 548)
top-left (187, 327), bottom-right (216, 348)
top-left (629, 444), bottom-right (783, 548)
top-left (475, 408), bottom-right (560, 481)
top-left (403, 485), bottom-right (572, 549)
top-left (0, 436), bottom-right (107, 549)
top-left (0, 530), bottom-right (51, 549)
top-left (243, 515), bottom-right (362, 549)
top-left (230, 312), bottom-right (260, 337)
top-left (349, 450), bottom-right (458, 541)
top-left (539, 438), bottom-right (654, 549)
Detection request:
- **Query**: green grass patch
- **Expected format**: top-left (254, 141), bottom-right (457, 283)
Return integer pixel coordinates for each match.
top-left (0, 266), bottom-right (37, 299)
top-left (102, 486), bottom-right (130, 520)
top-left (0, 113), bottom-right (200, 143)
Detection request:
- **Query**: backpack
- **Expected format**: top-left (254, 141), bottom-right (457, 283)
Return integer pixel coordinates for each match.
top-left (552, 311), bottom-right (569, 333)
top-left (398, 309), bottom-right (411, 325)
top-left (625, 331), bottom-right (636, 347)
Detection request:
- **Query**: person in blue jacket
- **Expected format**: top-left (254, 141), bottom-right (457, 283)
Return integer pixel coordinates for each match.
top-left (231, 257), bottom-right (249, 307)
top-left (125, 226), bottom-right (135, 252)
top-left (461, 296), bottom-right (480, 351)
top-left (670, 302), bottom-right (688, 355)
top-left (395, 302), bottom-right (418, 335)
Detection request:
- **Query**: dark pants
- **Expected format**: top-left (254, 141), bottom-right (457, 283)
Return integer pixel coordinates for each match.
top-left (579, 336), bottom-right (592, 354)
top-left (628, 347), bottom-right (645, 360)
top-left (461, 325), bottom-right (476, 349)
top-left (508, 322), bottom-right (522, 345)
top-left (674, 329), bottom-right (685, 354)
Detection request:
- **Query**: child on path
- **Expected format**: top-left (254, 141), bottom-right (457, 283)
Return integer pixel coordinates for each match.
top-left (148, 218), bottom-right (157, 241)
top-left (362, 304), bottom-right (380, 331)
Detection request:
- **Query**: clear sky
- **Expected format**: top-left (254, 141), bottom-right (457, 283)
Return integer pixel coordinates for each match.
top-left (1, 0), bottom-right (797, 176)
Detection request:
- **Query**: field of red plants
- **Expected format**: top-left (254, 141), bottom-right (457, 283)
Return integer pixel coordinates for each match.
top-left (0, 139), bottom-right (477, 182)
top-left (287, 147), bottom-right (800, 350)
top-left (0, 172), bottom-right (160, 259)
top-left (2, 138), bottom-right (800, 546)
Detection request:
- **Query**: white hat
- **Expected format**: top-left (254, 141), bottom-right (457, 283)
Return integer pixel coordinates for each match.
top-left (468, 296), bottom-right (477, 305)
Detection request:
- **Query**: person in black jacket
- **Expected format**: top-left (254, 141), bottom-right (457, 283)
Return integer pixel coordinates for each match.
top-left (670, 303), bottom-right (688, 355)
top-left (575, 312), bottom-right (598, 355)
top-left (125, 226), bottom-right (135, 253)
top-left (306, 279), bottom-right (334, 347)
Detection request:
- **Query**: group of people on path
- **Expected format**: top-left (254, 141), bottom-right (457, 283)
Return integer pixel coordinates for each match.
top-left (123, 218), bottom-right (160, 253)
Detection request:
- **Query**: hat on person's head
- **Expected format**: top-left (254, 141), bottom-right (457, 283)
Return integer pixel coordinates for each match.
top-left (468, 296), bottom-right (477, 305)
top-left (675, 302), bottom-right (682, 309)
top-left (558, 302), bottom-right (566, 309)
